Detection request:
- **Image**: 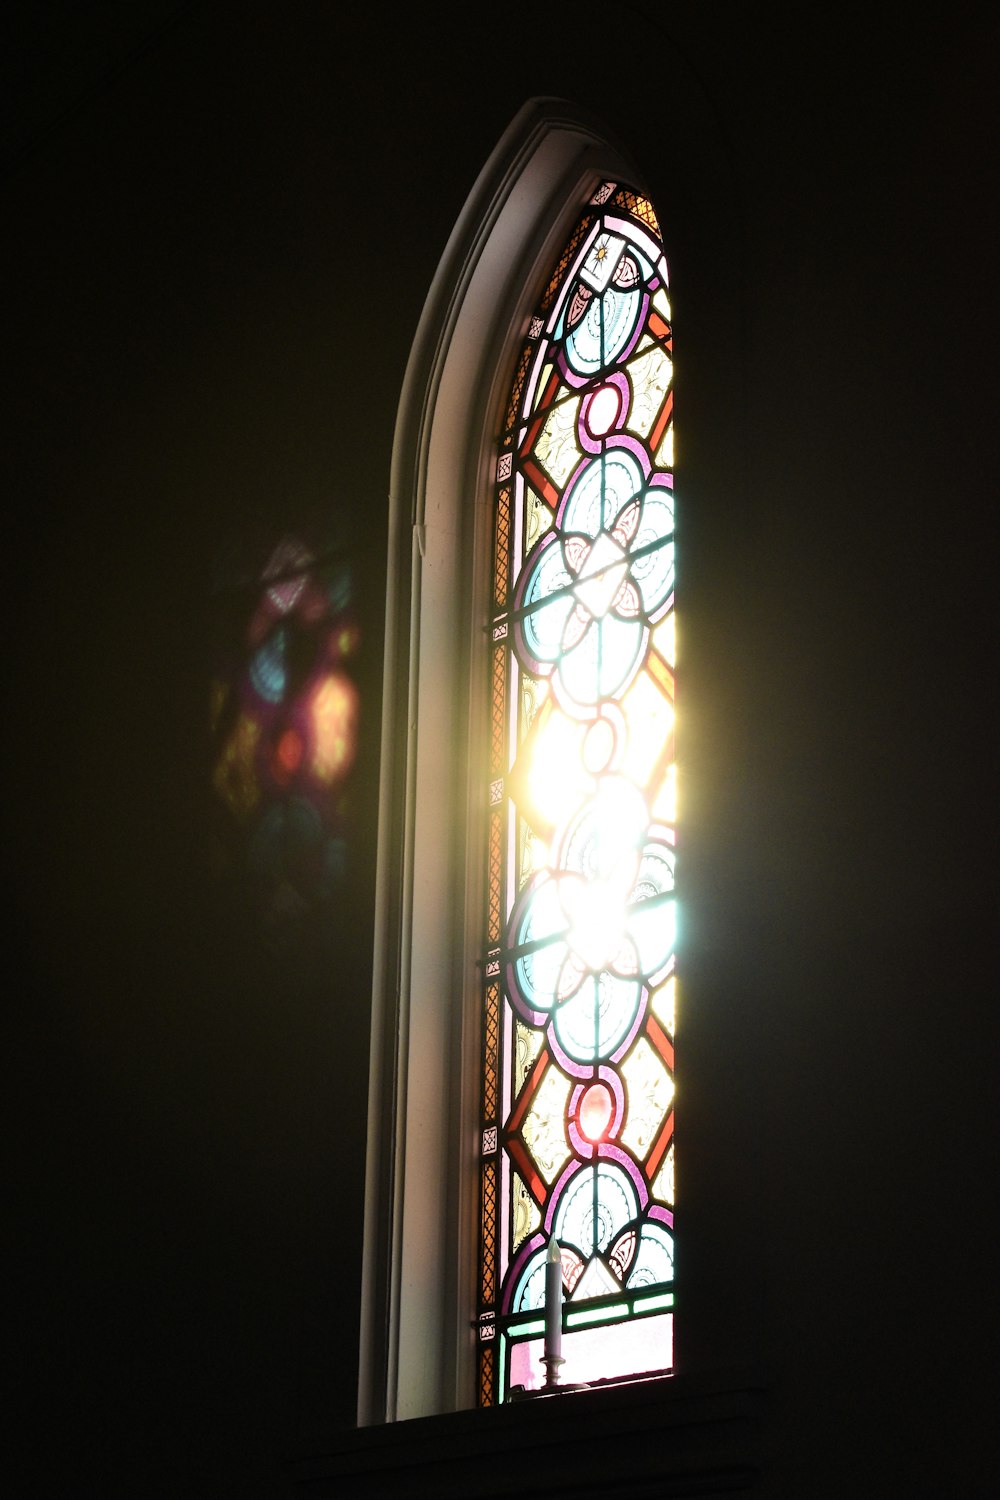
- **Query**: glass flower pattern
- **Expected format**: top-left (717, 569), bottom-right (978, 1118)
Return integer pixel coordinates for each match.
top-left (515, 453), bottom-right (674, 714)
top-left (479, 185), bottom-right (676, 1405)
top-left (506, 775), bottom-right (675, 1069)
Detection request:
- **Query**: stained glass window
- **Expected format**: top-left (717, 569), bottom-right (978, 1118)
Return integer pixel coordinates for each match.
top-left (478, 182), bottom-right (676, 1405)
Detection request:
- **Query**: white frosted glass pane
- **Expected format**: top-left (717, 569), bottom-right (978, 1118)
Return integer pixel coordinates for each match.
top-left (509, 1311), bottom-right (673, 1392)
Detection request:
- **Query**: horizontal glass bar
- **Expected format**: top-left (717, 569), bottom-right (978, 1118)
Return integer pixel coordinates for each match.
top-left (565, 1301), bottom-right (630, 1328)
top-left (632, 1291), bottom-right (674, 1313)
top-left (505, 1317), bottom-right (546, 1340)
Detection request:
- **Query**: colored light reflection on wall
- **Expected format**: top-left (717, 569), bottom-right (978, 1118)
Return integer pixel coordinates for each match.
top-left (210, 530), bottom-right (360, 950)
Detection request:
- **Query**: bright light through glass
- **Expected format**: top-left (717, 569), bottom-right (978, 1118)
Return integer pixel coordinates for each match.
top-left (572, 532), bottom-right (628, 618)
top-left (483, 187), bottom-right (677, 1406)
top-left (587, 384), bottom-right (619, 436)
top-left (563, 875), bottom-right (629, 971)
top-left (579, 1082), bottom-right (613, 1142)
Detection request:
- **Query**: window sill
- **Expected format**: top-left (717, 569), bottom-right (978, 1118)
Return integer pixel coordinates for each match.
top-left (289, 1368), bottom-right (766, 1497)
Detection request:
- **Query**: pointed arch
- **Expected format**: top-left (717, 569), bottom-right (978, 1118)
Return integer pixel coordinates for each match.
top-left (360, 98), bottom-right (672, 1426)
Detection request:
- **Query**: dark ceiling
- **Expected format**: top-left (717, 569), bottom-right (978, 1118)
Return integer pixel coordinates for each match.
top-left (1, 2), bottom-right (193, 173)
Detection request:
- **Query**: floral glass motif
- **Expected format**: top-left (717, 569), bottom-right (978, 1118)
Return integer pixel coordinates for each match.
top-left (478, 184), bottom-right (676, 1405)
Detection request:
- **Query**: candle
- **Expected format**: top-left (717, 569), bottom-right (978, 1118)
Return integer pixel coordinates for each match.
top-left (543, 1235), bottom-right (563, 1382)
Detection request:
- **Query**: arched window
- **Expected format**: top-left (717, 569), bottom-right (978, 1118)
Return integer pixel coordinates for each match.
top-left (360, 98), bottom-right (676, 1426)
top-left (478, 183), bottom-right (676, 1406)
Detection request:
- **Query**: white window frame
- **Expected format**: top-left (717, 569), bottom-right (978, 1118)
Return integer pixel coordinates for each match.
top-left (359, 98), bottom-right (650, 1426)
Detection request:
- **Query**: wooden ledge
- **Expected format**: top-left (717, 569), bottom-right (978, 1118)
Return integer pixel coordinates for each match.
top-left (289, 1368), bottom-right (767, 1497)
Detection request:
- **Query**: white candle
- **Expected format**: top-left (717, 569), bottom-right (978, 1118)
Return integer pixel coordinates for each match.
top-left (544, 1235), bottom-right (562, 1369)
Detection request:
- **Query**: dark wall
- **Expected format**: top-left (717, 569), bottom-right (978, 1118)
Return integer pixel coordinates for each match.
top-left (7, 3), bottom-right (996, 1495)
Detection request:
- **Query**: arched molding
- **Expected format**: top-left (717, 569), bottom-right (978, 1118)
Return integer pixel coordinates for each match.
top-left (359, 82), bottom-right (748, 1425)
top-left (360, 98), bottom-right (645, 1426)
